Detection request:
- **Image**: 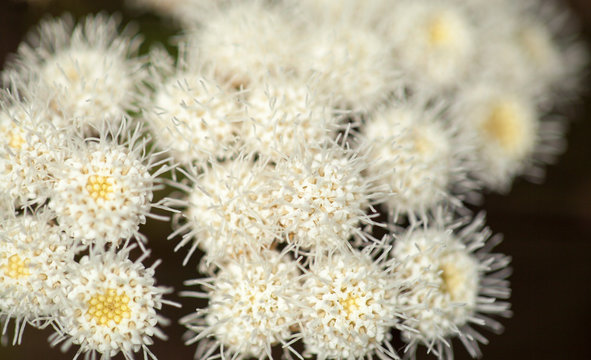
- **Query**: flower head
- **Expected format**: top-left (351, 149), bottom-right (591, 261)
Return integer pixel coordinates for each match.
top-left (379, 0), bottom-right (475, 90)
top-left (0, 210), bottom-right (77, 343)
top-left (186, 1), bottom-right (305, 88)
top-left (49, 123), bottom-right (167, 247)
top-left (298, 247), bottom-right (401, 360)
top-left (391, 210), bottom-right (512, 359)
top-left (239, 76), bottom-right (340, 162)
top-left (362, 98), bottom-right (474, 221)
top-left (182, 249), bottom-right (301, 360)
top-left (272, 140), bottom-right (388, 255)
top-left (53, 247), bottom-right (173, 360)
top-left (450, 83), bottom-right (560, 192)
top-left (173, 155), bottom-right (279, 266)
top-left (5, 13), bottom-right (147, 135)
top-left (147, 63), bottom-right (243, 165)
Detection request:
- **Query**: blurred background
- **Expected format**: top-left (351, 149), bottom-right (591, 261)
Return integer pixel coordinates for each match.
top-left (0, 0), bottom-right (589, 359)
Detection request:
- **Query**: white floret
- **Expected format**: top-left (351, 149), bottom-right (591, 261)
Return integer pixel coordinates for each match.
top-left (272, 141), bottom-right (387, 254)
top-left (0, 99), bottom-right (68, 208)
top-left (187, 1), bottom-right (305, 88)
top-left (148, 67), bottom-right (243, 165)
top-left (239, 77), bottom-right (340, 162)
top-left (392, 211), bottom-right (512, 359)
top-left (174, 156), bottom-right (279, 266)
top-left (182, 249), bottom-right (301, 360)
top-left (0, 211), bottom-right (77, 344)
top-left (299, 249), bottom-right (400, 360)
top-left (53, 248), bottom-right (172, 360)
top-left (301, 22), bottom-right (397, 111)
top-left (6, 13), bottom-right (146, 135)
top-left (363, 102), bottom-right (460, 221)
top-left (49, 130), bottom-right (160, 247)
top-left (379, 0), bottom-right (475, 91)
top-left (451, 83), bottom-right (545, 192)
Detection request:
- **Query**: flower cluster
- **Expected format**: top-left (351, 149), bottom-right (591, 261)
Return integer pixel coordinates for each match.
top-left (0, 0), bottom-right (587, 359)
top-left (0, 14), bottom-right (176, 360)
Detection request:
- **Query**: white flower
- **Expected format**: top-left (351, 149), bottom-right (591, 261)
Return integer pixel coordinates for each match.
top-left (147, 64), bottom-right (243, 165)
top-left (0, 211), bottom-right (76, 344)
top-left (182, 249), bottom-right (301, 360)
top-left (362, 99), bottom-right (473, 221)
top-left (173, 156), bottom-right (279, 266)
top-left (391, 210), bottom-right (511, 359)
top-left (52, 247), bottom-right (173, 360)
top-left (301, 21), bottom-right (396, 111)
top-left (472, 0), bottom-right (587, 99)
top-left (186, 1), bottom-right (306, 88)
top-left (6, 13), bottom-right (146, 135)
top-left (451, 83), bottom-right (560, 192)
top-left (239, 76), bottom-right (340, 162)
top-left (379, 0), bottom-right (475, 90)
top-left (299, 248), bottom-right (400, 360)
top-left (0, 98), bottom-right (68, 208)
top-left (272, 141), bottom-right (388, 254)
top-left (49, 126), bottom-right (166, 247)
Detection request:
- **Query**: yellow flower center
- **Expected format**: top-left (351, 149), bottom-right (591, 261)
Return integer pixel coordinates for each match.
top-left (86, 175), bottom-right (114, 201)
top-left (2, 254), bottom-right (30, 279)
top-left (427, 15), bottom-right (453, 47)
top-left (482, 101), bottom-right (524, 154)
top-left (87, 288), bottom-right (131, 326)
top-left (8, 131), bottom-right (25, 149)
top-left (339, 292), bottom-right (361, 319)
top-left (440, 262), bottom-right (465, 301)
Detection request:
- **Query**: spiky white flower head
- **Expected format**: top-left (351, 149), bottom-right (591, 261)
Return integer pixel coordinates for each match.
top-left (49, 124), bottom-right (166, 247)
top-left (451, 83), bottom-right (555, 192)
top-left (53, 247), bottom-right (173, 360)
top-left (182, 249), bottom-right (301, 360)
top-left (298, 247), bottom-right (400, 360)
top-left (302, 21), bottom-right (396, 111)
top-left (186, 0), bottom-right (306, 89)
top-left (0, 96), bottom-right (68, 208)
top-left (5, 13), bottom-right (146, 135)
top-left (391, 210), bottom-right (511, 359)
top-left (472, 0), bottom-right (587, 99)
top-left (0, 210), bottom-right (77, 344)
top-left (362, 99), bottom-right (473, 221)
top-left (379, 0), bottom-right (475, 91)
top-left (147, 60), bottom-right (243, 165)
top-left (272, 140), bottom-right (388, 254)
top-left (239, 76), bottom-right (340, 162)
top-left (172, 155), bottom-right (279, 266)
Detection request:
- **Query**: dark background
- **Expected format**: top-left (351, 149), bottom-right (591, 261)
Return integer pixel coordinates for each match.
top-left (0, 0), bottom-right (590, 359)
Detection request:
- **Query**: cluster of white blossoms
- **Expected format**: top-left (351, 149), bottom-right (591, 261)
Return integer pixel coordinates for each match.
top-left (0, 14), bottom-right (177, 360)
top-left (1, 0), bottom-right (586, 359)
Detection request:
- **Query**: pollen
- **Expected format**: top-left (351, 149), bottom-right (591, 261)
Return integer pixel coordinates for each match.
top-left (2, 254), bottom-right (31, 279)
top-left (482, 101), bottom-right (523, 153)
top-left (86, 175), bottom-right (114, 201)
top-left (86, 288), bottom-right (131, 326)
top-left (338, 293), bottom-right (361, 319)
top-left (427, 15), bottom-right (453, 47)
top-left (8, 131), bottom-right (25, 149)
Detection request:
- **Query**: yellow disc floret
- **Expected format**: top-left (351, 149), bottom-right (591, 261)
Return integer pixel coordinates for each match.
top-left (440, 261), bottom-right (467, 302)
top-left (86, 288), bottom-right (131, 326)
top-left (427, 14), bottom-right (453, 47)
top-left (85, 175), bottom-right (114, 201)
top-left (482, 101), bottom-right (525, 155)
top-left (8, 131), bottom-right (26, 150)
top-left (2, 254), bottom-right (31, 279)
